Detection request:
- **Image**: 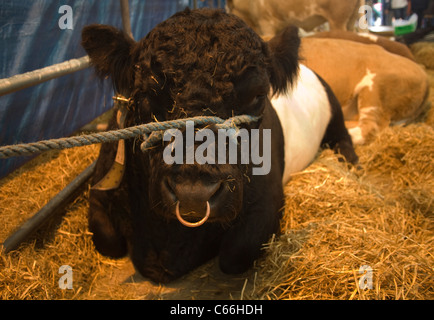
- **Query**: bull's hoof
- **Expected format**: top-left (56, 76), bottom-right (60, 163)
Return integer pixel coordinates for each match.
top-left (335, 139), bottom-right (359, 165)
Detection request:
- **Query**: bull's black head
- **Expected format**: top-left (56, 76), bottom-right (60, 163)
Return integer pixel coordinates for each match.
top-left (82, 8), bottom-right (300, 227)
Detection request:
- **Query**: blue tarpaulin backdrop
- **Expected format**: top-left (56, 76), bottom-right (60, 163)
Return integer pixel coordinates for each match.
top-left (0, 0), bottom-right (225, 179)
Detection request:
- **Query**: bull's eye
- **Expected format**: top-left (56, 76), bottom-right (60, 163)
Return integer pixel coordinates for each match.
top-left (248, 94), bottom-right (266, 110)
top-left (252, 94), bottom-right (266, 105)
top-left (235, 92), bottom-right (267, 116)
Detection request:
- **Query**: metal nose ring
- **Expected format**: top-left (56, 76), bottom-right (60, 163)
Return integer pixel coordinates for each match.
top-left (175, 201), bottom-right (210, 227)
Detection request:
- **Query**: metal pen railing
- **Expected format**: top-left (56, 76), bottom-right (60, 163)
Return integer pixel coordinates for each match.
top-left (1, 0), bottom-right (133, 253)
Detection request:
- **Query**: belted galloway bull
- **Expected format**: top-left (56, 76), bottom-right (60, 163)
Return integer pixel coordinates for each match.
top-left (81, 8), bottom-right (357, 283)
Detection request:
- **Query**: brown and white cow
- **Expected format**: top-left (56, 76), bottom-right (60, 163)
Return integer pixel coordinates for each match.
top-left (301, 38), bottom-right (430, 145)
top-left (226, 0), bottom-right (363, 37)
top-left (309, 30), bottom-right (416, 61)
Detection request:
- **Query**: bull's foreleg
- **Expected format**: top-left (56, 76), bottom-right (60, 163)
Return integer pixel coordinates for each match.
top-left (88, 189), bottom-right (128, 258)
top-left (88, 139), bottom-right (129, 258)
top-left (218, 181), bottom-right (282, 274)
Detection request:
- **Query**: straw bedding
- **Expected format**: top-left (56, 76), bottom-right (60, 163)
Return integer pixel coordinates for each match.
top-left (255, 124), bottom-right (434, 300)
top-left (1, 44), bottom-right (433, 300)
top-left (411, 41), bottom-right (434, 69)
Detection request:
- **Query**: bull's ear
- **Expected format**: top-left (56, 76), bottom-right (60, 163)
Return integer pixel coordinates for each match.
top-left (81, 24), bottom-right (136, 95)
top-left (267, 25), bottom-right (300, 95)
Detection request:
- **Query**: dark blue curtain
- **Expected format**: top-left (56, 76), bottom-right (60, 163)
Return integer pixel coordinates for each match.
top-left (0, 0), bottom-right (225, 179)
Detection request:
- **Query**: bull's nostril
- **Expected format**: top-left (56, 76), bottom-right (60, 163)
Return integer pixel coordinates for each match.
top-left (165, 177), bottom-right (175, 194)
top-left (163, 177), bottom-right (177, 203)
top-left (209, 182), bottom-right (224, 204)
top-left (203, 181), bottom-right (222, 200)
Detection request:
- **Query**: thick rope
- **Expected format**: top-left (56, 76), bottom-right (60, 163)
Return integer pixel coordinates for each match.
top-left (0, 115), bottom-right (259, 159)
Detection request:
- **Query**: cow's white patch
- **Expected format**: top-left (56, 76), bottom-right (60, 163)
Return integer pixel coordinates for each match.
top-left (357, 32), bottom-right (379, 42)
top-left (391, 118), bottom-right (411, 126)
top-left (348, 126), bottom-right (365, 145)
top-left (355, 69), bottom-right (376, 94)
top-left (271, 64), bottom-right (332, 185)
top-left (359, 106), bottom-right (378, 120)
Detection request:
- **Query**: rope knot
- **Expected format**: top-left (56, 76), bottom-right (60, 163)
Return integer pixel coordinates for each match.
top-left (140, 115), bottom-right (260, 152)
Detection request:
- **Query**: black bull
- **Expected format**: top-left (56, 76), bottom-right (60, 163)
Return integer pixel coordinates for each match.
top-left (81, 8), bottom-right (358, 283)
